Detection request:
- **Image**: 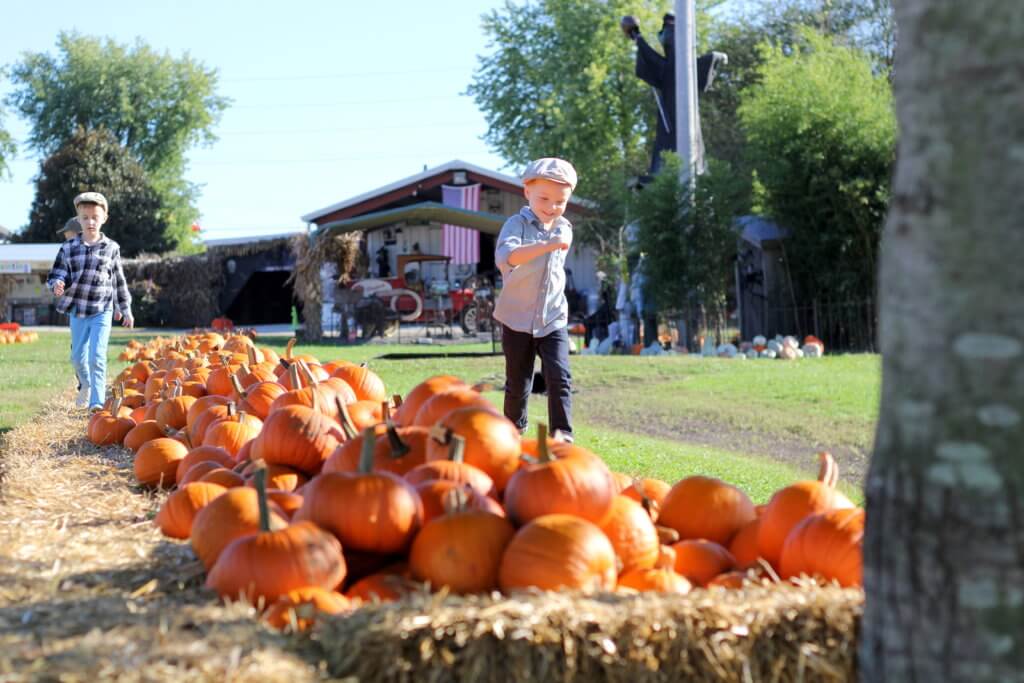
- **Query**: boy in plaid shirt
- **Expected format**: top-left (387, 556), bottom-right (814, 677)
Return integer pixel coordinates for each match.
top-left (46, 192), bottom-right (134, 412)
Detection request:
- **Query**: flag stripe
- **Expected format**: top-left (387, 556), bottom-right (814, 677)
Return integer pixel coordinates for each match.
top-left (441, 184), bottom-right (481, 265)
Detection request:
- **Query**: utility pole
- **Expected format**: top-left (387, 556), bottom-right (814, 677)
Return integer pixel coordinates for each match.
top-left (675, 0), bottom-right (699, 187)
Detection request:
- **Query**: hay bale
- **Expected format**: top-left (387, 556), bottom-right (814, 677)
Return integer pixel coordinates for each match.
top-left (313, 585), bottom-right (861, 682)
top-left (288, 231), bottom-right (360, 340)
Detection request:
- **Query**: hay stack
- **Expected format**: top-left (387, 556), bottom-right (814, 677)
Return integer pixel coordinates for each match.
top-left (289, 231), bottom-right (361, 340)
top-left (313, 585), bottom-right (861, 682)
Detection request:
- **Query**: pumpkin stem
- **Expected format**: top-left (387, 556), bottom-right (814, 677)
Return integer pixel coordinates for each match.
top-left (447, 433), bottom-right (466, 463)
top-left (251, 459), bottom-right (271, 533)
top-left (536, 423), bottom-right (553, 463)
top-left (470, 381), bottom-right (493, 393)
top-left (285, 337), bottom-right (296, 360)
top-left (638, 485), bottom-right (660, 522)
top-left (229, 373), bottom-right (247, 399)
top-left (247, 345), bottom-right (258, 367)
top-left (429, 424), bottom-right (451, 445)
top-left (391, 393), bottom-right (403, 409)
top-left (442, 486), bottom-right (470, 515)
top-left (226, 402), bottom-right (237, 418)
top-left (816, 452), bottom-right (839, 489)
top-left (336, 398), bottom-right (358, 439)
top-left (385, 422), bottom-right (411, 459)
top-left (297, 360), bottom-right (318, 387)
top-left (358, 427), bottom-right (376, 474)
top-left (287, 363), bottom-right (301, 392)
top-left (655, 525), bottom-right (680, 545)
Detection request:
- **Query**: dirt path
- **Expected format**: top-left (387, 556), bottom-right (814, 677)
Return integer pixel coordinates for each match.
top-left (0, 395), bottom-right (325, 682)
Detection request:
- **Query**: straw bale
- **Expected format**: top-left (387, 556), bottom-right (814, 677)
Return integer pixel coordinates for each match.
top-left (313, 585), bottom-right (861, 683)
top-left (288, 231), bottom-right (361, 340)
top-left (0, 392), bottom-right (326, 682)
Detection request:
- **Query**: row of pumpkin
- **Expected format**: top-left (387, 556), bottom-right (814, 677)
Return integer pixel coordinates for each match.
top-left (86, 332), bottom-right (864, 631)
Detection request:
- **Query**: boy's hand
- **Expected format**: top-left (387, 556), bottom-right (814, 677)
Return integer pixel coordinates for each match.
top-left (119, 313), bottom-right (135, 329)
top-left (52, 280), bottom-right (65, 296)
top-left (550, 233), bottom-right (571, 251)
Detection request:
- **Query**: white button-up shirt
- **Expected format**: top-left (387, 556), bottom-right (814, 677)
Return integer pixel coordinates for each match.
top-left (493, 207), bottom-right (572, 337)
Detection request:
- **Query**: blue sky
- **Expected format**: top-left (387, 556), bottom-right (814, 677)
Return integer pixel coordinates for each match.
top-left (0, 0), bottom-right (512, 241)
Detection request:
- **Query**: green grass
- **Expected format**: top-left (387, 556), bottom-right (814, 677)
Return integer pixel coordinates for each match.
top-left (0, 332), bottom-right (877, 502)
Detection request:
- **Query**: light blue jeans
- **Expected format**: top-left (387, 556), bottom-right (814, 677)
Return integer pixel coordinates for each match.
top-left (69, 309), bottom-right (113, 409)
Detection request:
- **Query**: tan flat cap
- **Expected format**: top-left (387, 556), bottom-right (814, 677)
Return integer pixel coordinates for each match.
top-left (57, 217), bottom-right (81, 235)
top-left (73, 191), bottom-right (109, 212)
top-left (522, 158), bottom-right (578, 190)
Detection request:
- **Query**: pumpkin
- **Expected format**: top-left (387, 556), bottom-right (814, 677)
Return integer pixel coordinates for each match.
top-left (176, 445), bottom-right (235, 483)
top-left (201, 408), bottom-right (262, 457)
top-left (728, 517), bottom-right (762, 569)
top-left (393, 375), bottom-right (465, 426)
top-left (134, 438), bottom-right (188, 488)
top-left (155, 482), bottom-right (227, 539)
top-left (205, 361), bottom-right (241, 397)
top-left (412, 386), bottom-right (493, 428)
top-left (155, 388), bottom-right (196, 431)
top-left (620, 477), bottom-right (672, 509)
top-left (251, 404), bottom-right (344, 475)
top-left (199, 468), bottom-right (247, 489)
top-left (178, 460), bottom-right (227, 486)
top-left (185, 395), bottom-right (232, 438)
top-left (87, 399), bottom-right (135, 446)
top-left (617, 568), bottom-right (692, 593)
top-left (234, 379), bottom-right (286, 421)
top-left (345, 564), bottom-right (418, 603)
top-left (657, 475), bottom-right (756, 546)
top-left (671, 539), bottom-right (736, 586)
top-left (403, 433), bottom-right (496, 499)
top-left (598, 495), bottom-right (660, 574)
top-left (409, 488), bottom-right (515, 594)
top-left (189, 402), bottom-right (233, 445)
top-left (293, 428), bottom-right (423, 554)
top-left (779, 507), bottom-right (864, 587)
top-left (243, 463), bottom-right (308, 493)
top-left (190, 483), bottom-right (288, 570)
top-left (757, 452), bottom-right (855, 567)
top-left (268, 363), bottom-right (348, 418)
top-left (266, 489), bottom-right (304, 519)
top-left (414, 478), bottom-right (505, 525)
top-left (206, 465), bottom-right (347, 603)
top-left (345, 399), bottom-right (385, 430)
top-left (610, 471), bottom-right (633, 493)
top-left (124, 420), bottom-right (165, 452)
top-left (330, 363), bottom-right (387, 403)
top-left (504, 424), bottom-right (615, 525)
top-left (498, 514), bottom-right (617, 592)
top-left (263, 587), bottom-right (351, 632)
top-left (425, 408), bottom-right (521, 492)
top-left (706, 566), bottom-right (772, 589)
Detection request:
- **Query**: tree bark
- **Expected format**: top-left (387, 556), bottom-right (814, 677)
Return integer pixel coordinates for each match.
top-left (861, 2), bottom-right (1024, 681)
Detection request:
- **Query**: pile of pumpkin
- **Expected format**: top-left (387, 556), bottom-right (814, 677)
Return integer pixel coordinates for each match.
top-left (88, 332), bottom-right (863, 632)
top-left (0, 328), bottom-right (39, 344)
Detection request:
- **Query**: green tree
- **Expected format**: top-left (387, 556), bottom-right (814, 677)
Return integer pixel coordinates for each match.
top-left (18, 128), bottom-right (170, 257)
top-left (5, 32), bottom-right (228, 250)
top-left (467, 0), bottom-right (676, 252)
top-left (633, 153), bottom-right (748, 333)
top-left (737, 28), bottom-right (895, 303)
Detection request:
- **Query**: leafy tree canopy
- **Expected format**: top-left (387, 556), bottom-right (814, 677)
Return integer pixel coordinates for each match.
top-left (18, 128), bottom-right (170, 257)
top-left (738, 28), bottom-right (895, 301)
top-left (5, 32), bottom-right (229, 251)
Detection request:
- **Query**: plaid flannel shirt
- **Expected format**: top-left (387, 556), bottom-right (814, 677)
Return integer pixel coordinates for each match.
top-left (46, 234), bottom-right (132, 318)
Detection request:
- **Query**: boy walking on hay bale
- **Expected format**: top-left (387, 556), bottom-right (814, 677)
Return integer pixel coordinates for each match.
top-left (494, 158), bottom-right (577, 442)
top-left (46, 192), bottom-right (134, 413)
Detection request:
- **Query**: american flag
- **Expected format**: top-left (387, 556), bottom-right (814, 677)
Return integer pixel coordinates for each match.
top-left (441, 183), bottom-right (481, 265)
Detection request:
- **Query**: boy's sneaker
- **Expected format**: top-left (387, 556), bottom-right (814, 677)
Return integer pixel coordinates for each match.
top-left (75, 386), bottom-right (91, 409)
top-left (88, 405), bottom-right (104, 415)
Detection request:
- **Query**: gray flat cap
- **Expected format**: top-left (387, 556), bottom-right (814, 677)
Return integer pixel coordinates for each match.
top-left (73, 191), bottom-right (109, 212)
top-left (522, 158), bottom-right (578, 191)
top-left (57, 217), bottom-right (81, 235)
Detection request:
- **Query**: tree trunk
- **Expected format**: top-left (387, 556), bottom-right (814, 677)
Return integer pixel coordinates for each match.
top-left (861, 2), bottom-right (1024, 681)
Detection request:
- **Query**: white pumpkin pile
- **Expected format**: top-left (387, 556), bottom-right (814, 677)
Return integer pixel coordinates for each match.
top-left (704, 334), bottom-right (825, 360)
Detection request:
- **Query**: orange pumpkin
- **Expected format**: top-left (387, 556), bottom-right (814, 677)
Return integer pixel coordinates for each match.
top-left (206, 466), bottom-right (347, 603)
top-left (414, 479), bottom-right (505, 525)
top-left (757, 452), bottom-right (855, 567)
top-left (176, 445), bottom-right (235, 483)
top-left (202, 409), bottom-right (262, 457)
top-left (251, 404), bottom-right (344, 475)
top-left (330, 363), bottom-right (387, 403)
top-left (412, 386), bottom-right (493, 428)
top-left (345, 565), bottom-right (418, 603)
top-left (190, 485), bottom-right (287, 570)
top-left (425, 408), bottom-right (521, 492)
top-left (199, 468), bottom-right (247, 489)
top-left (598, 495), bottom-right (660, 574)
top-left (134, 438), bottom-right (188, 488)
top-left (728, 517), bottom-right (763, 569)
top-left (293, 428), bottom-right (423, 554)
top-left (498, 514), bottom-right (617, 592)
top-left (155, 391), bottom-right (197, 431)
top-left (87, 401), bottom-right (135, 446)
top-left (243, 463), bottom-right (308, 493)
top-left (234, 380), bottom-right (286, 421)
top-left (658, 475), bottom-right (756, 546)
top-left (671, 539), bottom-right (736, 586)
top-left (263, 587), bottom-right (351, 631)
top-left (617, 568), bottom-right (692, 593)
top-left (504, 425), bottom-right (614, 525)
top-left (179, 460), bottom-right (227, 486)
top-left (403, 433), bottom-right (496, 499)
top-left (779, 507), bottom-right (864, 587)
top-left (155, 482), bottom-right (227, 539)
top-left (124, 420), bottom-right (165, 452)
top-left (620, 477), bottom-right (672, 509)
top-left (409, 488), bottom-right (515, 594)
top-left (393, 375), bottom-right (465, 426)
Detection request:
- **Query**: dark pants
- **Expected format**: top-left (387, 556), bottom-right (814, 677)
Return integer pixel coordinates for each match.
top-left (502, 325), bottom-right (573, 437)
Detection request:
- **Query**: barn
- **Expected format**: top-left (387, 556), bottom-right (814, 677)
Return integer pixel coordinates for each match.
top-left (0, 243), bottom-right (62, 325)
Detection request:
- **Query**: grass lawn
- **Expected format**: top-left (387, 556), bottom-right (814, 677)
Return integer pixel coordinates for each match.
top-left (0, 331), bottom-right (878, 502)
